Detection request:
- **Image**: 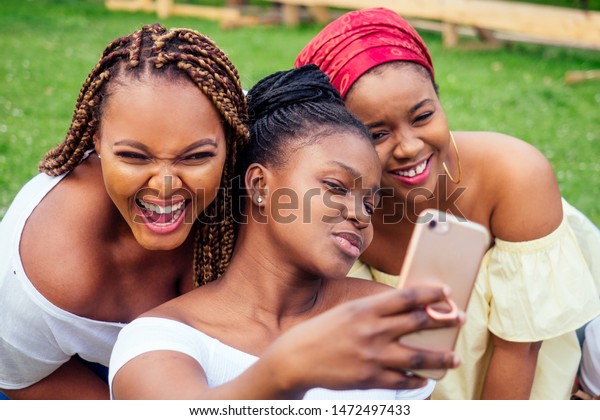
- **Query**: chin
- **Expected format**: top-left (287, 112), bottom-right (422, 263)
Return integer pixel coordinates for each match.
top-left (411, 188), bottom-right (435, 203)
top-left (134, 231), bottom-right (189, 252)
top-left (395, 184), bottom-right (435, 203)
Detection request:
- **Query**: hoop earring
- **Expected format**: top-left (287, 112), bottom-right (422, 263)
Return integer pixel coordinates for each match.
top-left (442, 131), bottom-right (462, 184)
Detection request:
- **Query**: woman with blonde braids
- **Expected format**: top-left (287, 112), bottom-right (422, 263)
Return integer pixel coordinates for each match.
top-left (0, 23), bottom-right (248, 399)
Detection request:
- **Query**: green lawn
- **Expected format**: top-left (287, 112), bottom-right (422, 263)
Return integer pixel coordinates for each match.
top-left (1, 0), bottom-right (599, 225)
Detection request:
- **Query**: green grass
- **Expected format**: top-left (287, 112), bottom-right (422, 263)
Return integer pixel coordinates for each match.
top-left (1, 0), bottom-right (599, 225)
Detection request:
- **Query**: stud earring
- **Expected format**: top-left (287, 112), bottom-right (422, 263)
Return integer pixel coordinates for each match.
top-left (256, 196), bottom-right (263, 203)
top-left (97, 154), bottom-right (101, 159)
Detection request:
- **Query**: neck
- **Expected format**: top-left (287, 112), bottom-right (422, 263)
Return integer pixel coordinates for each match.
top-left (214, 222), bottom-right (326, 328)
top-left (377, 173), bottom-right (465, 227)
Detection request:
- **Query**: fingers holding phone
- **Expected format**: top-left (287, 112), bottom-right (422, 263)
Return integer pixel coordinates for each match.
top-left (374, 286), bottom-right (464, 377)
top-left (396, 209), bottom-right (490, 379)
top-left (377, 285), bottom-right (465, 333)
top-left (263, 285), bottom-right (463, 393)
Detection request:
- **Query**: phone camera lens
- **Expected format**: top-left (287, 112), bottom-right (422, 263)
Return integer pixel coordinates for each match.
top-left (428, 219), bottom-right (437, 229)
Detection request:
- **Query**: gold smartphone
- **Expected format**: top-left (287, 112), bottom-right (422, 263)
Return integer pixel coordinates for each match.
top-left (398, 209), bottom-right (490, 379)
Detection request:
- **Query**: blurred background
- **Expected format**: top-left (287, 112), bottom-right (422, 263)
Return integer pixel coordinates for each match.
top-left (0, 0), bottom-right (599, 224)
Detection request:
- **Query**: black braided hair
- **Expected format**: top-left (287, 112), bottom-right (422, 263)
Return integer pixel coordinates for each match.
top-left (243, 64), bottom-right (371, 173)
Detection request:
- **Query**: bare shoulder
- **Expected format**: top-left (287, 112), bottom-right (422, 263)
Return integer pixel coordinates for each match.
top-left (141, 290), bottom-right (194, 320)
top-left (459, 131), bottom-right (559, 197)
top-left (19, 156), bottom-right (116, 314)
top-left (142, 283), bottom-right (221, 328)
top-left (458, 131), bottom-right (563, 241)
top-left (459, 131), bottom-right (553, 176)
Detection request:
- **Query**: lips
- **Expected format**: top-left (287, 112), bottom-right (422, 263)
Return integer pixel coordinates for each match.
top-left (334, 232), bottom-right (363, 259)
top-left (389, 156), bottom-right (432, 186)
top-left (134, 198), bottom-right (189, 233)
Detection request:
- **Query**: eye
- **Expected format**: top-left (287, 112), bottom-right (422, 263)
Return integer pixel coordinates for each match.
top-left (177, 151), bottom-right (217, 166)
top-left (364, 201), bottom-right (374, 216)
top-left (115, 151), bottom-right (149, 161)
top-left (180, 152), bottom-right (216, 163)
top-left (370, 131), bottom-right (389, 144)
top-left (413, 111), bottom-right (434, 125)
top-left (323, 180), bottom-right (348, 195)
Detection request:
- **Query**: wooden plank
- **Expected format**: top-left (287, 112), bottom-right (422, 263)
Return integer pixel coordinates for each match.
top-left (565, 69), bottom-right (600, 84)
top-left (442, 22), bottom-right (459, 48)
top-left (105, 0), bottom-right (242, 22)
top-left (105, 0), bottom-right (155, 13)
top-left (282, 4), bottom-right (301, 26)
top-left (409, 18), bottom-right (600, 51)
top-left (170, 4), bottom-right (242, 21)
top-left (267, 0), bottom-right (600, 48)
top-left (156, 0), bottom-right (172, 19)
top-left (307, 5), bottom-right (331, 24)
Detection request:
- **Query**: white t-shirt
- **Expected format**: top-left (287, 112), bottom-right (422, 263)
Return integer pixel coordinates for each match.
top-left (109, 317), bottom-right (436, 400)
top-left (0, 171), bottom-right (125, 389)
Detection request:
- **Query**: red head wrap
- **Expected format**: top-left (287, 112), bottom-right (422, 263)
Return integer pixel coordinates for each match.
top-left (295, 7), bottom-right (434, 99)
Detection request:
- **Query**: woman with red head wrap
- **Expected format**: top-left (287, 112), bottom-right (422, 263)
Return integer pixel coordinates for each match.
top-left (296, 7), bottom-right (434, 99)
top-left (297, 7), bottom-right (600, 400)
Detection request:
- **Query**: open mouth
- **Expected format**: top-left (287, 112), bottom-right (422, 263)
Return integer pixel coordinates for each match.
top-left (135, 198), bottom-right (187, 226)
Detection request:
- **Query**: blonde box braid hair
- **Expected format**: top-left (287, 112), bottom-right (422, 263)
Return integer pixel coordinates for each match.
top-left (39, 23), bottom-right (249, 287)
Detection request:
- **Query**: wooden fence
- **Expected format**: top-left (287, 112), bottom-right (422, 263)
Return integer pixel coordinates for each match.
top-left (104, 0), bottom-right (600, 82)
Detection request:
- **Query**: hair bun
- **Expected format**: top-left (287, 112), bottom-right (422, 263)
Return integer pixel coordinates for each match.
top-left (248, 64), bottom-right (342, 122)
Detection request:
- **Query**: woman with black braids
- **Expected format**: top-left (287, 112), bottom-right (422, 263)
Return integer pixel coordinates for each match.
top-left (0, 23), bottom-right (247, 399)
top-left (109, 65), bottom-right (463, 400)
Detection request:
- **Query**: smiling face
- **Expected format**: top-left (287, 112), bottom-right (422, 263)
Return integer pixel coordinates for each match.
top-left (95, 76), bottom-right (227, 251)
top-left (345, 62), bottom-right (450, 202)
top-left (261, 132), bottom-right (381, 279)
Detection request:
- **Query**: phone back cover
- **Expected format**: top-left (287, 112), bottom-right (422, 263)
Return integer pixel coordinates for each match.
top-left (398, 210), bottom-right (489, 378)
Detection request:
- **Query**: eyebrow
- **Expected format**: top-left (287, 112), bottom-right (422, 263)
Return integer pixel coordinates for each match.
top-left (365, 98), bottom-right (433, 129)
top-left (409, 98), bottom-right (433, 114)
top-left (113, 138), bottom-right (219, 154)
top-left (327, 160), bottom-right (360, 178)
top-left (326, 160), bottom-right (381, 196)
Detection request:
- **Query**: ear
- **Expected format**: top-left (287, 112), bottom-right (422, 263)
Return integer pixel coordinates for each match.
top-left (245, 163), bottom-right (270, 206)
top-left (93, 132), bottom-right (101, 157)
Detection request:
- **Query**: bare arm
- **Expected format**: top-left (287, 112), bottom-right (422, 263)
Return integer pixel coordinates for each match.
top-left (481, 334), bottom-right (542, 399)
top-left (480, 135), bottom-right (561, 399)
top-left (113, 287), bottom-right (463, 399)
top-left (2, 357), bottom-right (109, 400)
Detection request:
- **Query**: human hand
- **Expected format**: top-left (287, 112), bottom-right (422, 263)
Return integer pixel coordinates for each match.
top-left (262, 286), bottom-right (463, 394)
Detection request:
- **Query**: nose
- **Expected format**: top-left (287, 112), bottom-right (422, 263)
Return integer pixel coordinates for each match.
top-left (147, 164), bottom-right (183, 197)
top-left (345, 195), bottom-right (371, 230)
top-left (392, 133), bottom-right (425, 161)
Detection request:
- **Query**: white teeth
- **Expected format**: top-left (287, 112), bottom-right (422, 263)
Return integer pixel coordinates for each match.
top-left (397, 159), bottom-right (427, 177)
top-left (138, 199), bottom-right (185, 214)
